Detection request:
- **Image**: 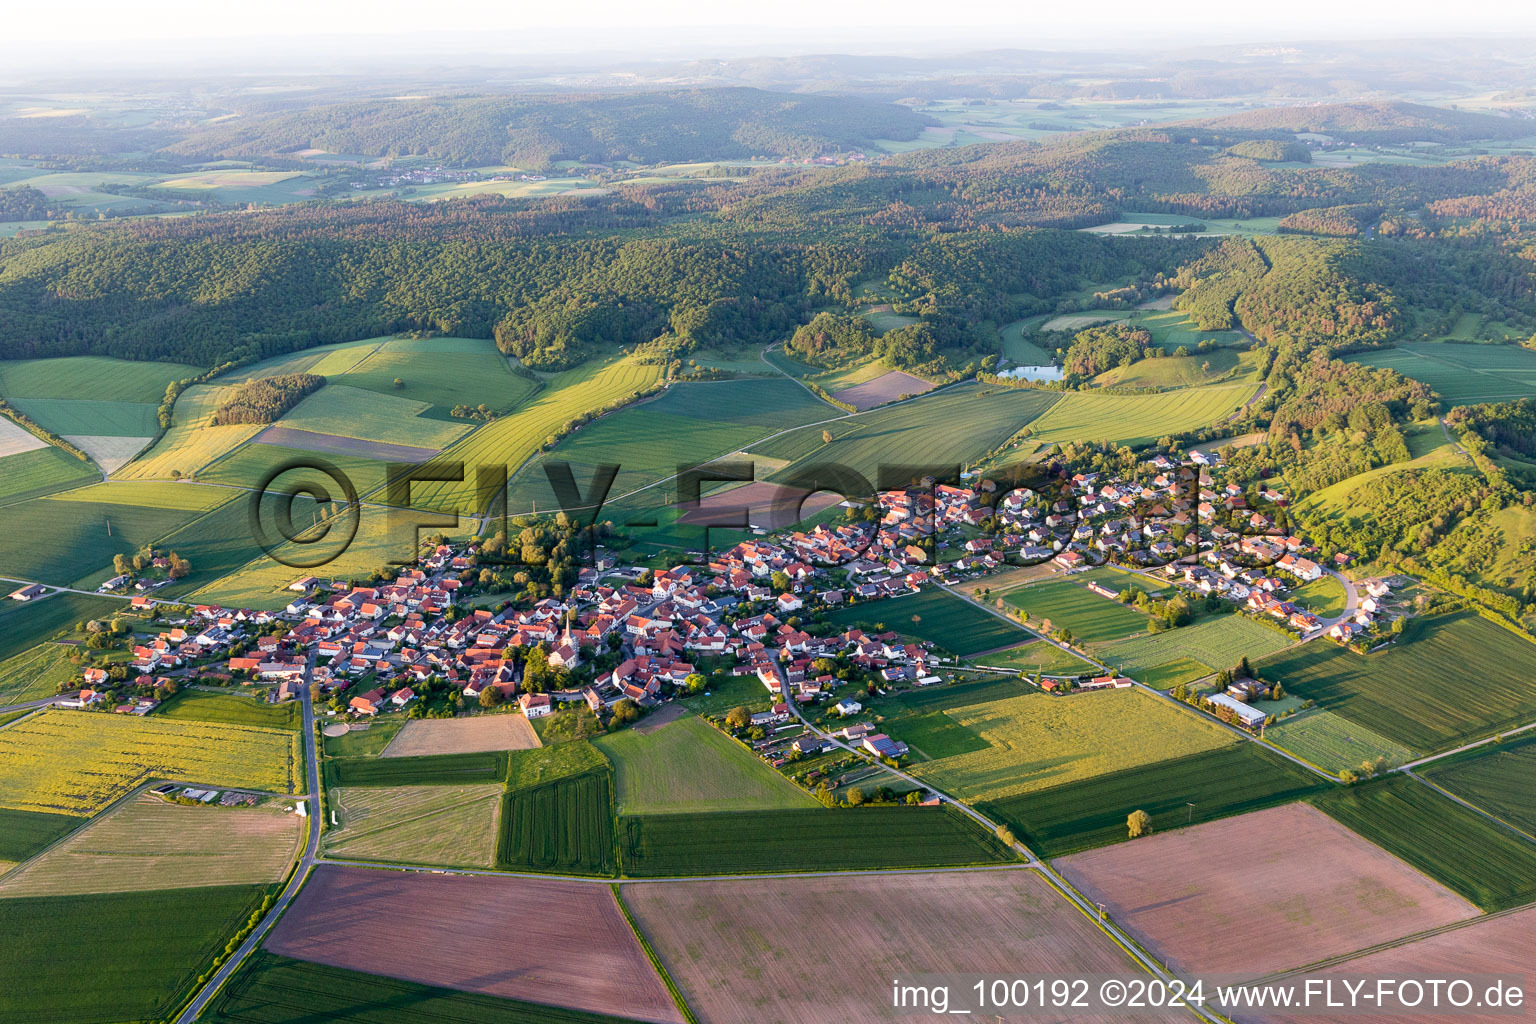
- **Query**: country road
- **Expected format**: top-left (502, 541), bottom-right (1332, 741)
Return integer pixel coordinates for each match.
top-left (175, 650), bottom-right (321, 1024)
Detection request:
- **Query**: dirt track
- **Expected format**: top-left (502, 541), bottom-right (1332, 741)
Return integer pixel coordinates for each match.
top-left (266, 864), bottom-right (683, 1023)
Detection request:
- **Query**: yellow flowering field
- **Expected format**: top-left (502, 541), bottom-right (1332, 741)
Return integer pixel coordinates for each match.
top-left (0, 711), bottom-right (300, 816)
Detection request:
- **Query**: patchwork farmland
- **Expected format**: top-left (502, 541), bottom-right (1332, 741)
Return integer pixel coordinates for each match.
top-left (1057, 802), bottom-right (1479, 978)
top-left (1233, 907), bottom-right (1536, 1024)
top-left (625, 870), bottom-right (1190, 1024)
top-left (1312, 776), bottom-right (1536, 912)
top-left (619, 805), bottom-right (1015, 875)
top-left (324, 784), bottom-right (502, 867)
top-left (909, 689), bottom-right (1237, 802)
top-left (1256, 611), bottom-right (1536, 753)
top-left (0, 884), bottom-right (273, 1024)
top-left (983, 743), bottom-right (1329, 858)
top-left (0, 793), bottom-right (301, 897)
top-left (1344, 341), bottom-right (1536, 405)
top-left (0, 711), bottom-right (300, 816)
top-left (264, 865), bottom-right (684, 1023)
top-left (1026, 382), bottom-right (1260, 446)
top-left (595, 714), bottom-right (817, 814)
top-left (1421, 731), bottom-right (1536, 836)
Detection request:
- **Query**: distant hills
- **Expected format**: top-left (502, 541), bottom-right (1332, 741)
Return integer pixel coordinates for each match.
top-left (1194, 101), bottom-right (1532, 144)
top-left (163, 88), bottom-right (934, 167)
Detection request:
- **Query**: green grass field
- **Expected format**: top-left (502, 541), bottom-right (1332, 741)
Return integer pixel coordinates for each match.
top-left (619, 805), bottom-right (1016, 875)
top-left (1313, 776), bottom-right (1536, 912)
top-left (199, 441), bottom-right (397, 496)
top-left (1256, 611), bottom-right (1536, 753)
top-left (884, 675), bottom-right (1035, 713)
top-left (982, 743), bottom-right (1330, 858)
top-left (1265, 708), bottom-right (1416, 774)
top-left (971, 639), bottom-right (1099, 675)
top-left (1099, 614), bottom-right (1291, 687)
top-left (595, 715), bottom-right (816, 814)
top-left (407, 354), bottom-right (662, 515)
top-left (0, 711), bottom-right (300, 816)
top-left (1291, 575), bottom-right (1348, 618)
top-left (206, 952), bottom-right (640, 1024)
top-left (0, 592), bottom-right (130, 662)
top-left (1421, 731), bottom-right (1536, 837)
top-left (504, 377), bottom-right (833, 518)
top-left (998, 318), bottom-right (1056, 365)
top-left (0, 356), bottom-right (199, 403)
top-left (149, 170), bottom-right (318, 205)
top-left (1344, 342), bottom-right (1536, 406)
top-left (0, 494), bottom-right (203, 588)
top-left (1002, 578), bottom-right (1150, 643)
top-left (157, 689), bottom-right (299, 730)
top-left (5, 398), bottom-right (159, 437)
top-left (49, 479), bottom-right (237, 512)
top-left (752, 382), bottom-right (1060, 486)
top-left (325, 784), bottom-right (502, 867)
top-left (820, 588), bottom-right (1030, 656)
top-left (0, 884), bottom-right (270, 1024)
top-left (890, 711), bottom-right (992, 760)
top-left (322, 718), bottom-right (405, 757)
top-left (908, 689), bottom-right (1236, 803)
top-left (0, 806), bottom-right (85, 864)
top-left (319, 335), bottom-right (539, 413)
top-left (275, 385), bottom-right (470, 449)
top-left (1093, 348), bottom-right (1262, 390)
top-left (325, 750), bottom-right (508, 788)
top-left (497, 769), bottom-right (615, 875)
top-left (0, 446), bottom-right (97, 502)
top-left (0, 642), bottom-right (82, 705)
top-left (1025, 382), bottom-right (1260, 446)
top-left (505, 740), bottom-right (610, 789)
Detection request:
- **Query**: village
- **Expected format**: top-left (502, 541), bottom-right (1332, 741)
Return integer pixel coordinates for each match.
top-left (22, 440), bottom-right (1401, 780)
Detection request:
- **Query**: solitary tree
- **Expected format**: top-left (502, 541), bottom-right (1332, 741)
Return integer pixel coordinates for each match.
top-left (393, 377), bottom-right (406, 389)
top-left (1127, 809), bottom-right (1153, 839)
top-left (724, 706), bottom-right (752, 731)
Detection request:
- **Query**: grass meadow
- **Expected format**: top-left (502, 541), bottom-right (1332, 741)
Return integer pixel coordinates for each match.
top-left (1345, 342), bottom-right (1536, 405)
top-left (1265, 708), bottom-right (1416, 774)
top-left (0, 446), bottom-right (98, 502)
top-left (1025, 382), bottom-right (1259, 446)
top-left (595, 715), bottom-right (815, 815)
top-left (0, 793), bottom-right (300, 897)
top-left (1002, 578), bottom-right (1150, 643)
top-left (908, 689), bottom-right (1236, 803)
top-left (1099, 614), bottom-right (1291, 687)
top-left (821, 587), bottom-right (1030, 656)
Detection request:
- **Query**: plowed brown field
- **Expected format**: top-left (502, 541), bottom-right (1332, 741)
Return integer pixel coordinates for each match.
top-left (265, 865), bottom-right (682, 1023)
top-left (1056, 802), bottom-right (1480, 978)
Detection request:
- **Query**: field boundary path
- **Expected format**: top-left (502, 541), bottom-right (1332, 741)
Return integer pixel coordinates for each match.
top-left (176, 650), bottom-right (321, 1024)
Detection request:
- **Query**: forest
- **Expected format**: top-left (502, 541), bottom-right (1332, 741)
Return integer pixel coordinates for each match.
top-left (162, 88), bottom-right (934, 167)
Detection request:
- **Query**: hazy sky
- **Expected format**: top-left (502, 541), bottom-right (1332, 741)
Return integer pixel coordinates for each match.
top-left (7, 0), bottom-right (1536, 64)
